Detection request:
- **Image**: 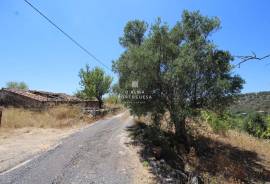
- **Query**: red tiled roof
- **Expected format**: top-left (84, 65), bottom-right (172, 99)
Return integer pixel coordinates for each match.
top-left (3, 88), bottom-right (48, 102)
top-left (2, 88), bottom-right (82, 102)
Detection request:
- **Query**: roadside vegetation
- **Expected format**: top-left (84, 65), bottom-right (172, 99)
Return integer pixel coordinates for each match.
top-left (127, 112), bottom-right (270, 183)
top-left (104, 84), bottom-right (122, 108)
top-left (104, 95), bottom-right (121, 108)
top-left (1, 105), bottom-right (91, 129)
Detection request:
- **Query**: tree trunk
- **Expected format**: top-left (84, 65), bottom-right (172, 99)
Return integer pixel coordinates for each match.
top-left (0, 107), bottom-right (3, 127)
top-left (97, 98), bottom-right (103, 109)
top-left (171, 112), bottom-right (190, 150)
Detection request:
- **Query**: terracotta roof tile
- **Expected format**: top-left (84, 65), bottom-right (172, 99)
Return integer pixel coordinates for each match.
top-left (2, 88), bottom-right (82, 102)
top-left (3, 88), bottom-right (48, 102)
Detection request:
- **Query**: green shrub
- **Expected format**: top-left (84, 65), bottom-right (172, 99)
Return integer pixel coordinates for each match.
top-left (227, 115), bottom-right (244, 130)
top-left (104, 95), bottom-right (120, 105)
top-left (201, 110), bottom-right (230, 134)
top-left (266, 115), bottom-right (270, 125)
top-left (201, 111), bottom-right (270, 139)
top-left (261, 128), bottom-right (270, 139)
top-left (243, 113), bottom-right (267, 138)
top-left (260, 115), bottom-right (270, 139)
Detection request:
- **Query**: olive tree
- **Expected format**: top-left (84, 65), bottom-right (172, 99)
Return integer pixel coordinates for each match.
top-left (113, 11), bottom-right (244, 143)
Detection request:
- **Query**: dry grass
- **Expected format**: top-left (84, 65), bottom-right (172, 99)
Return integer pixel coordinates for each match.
top-left (187, 120), bottom-right (270, 183)
top-left (189, 120), bottom-right (270, 168)
top-left (0, 105), bottom-right (92, 129)
top-left (222, 130), bottom-right (270, 161)
top-left (131, 115), bottom-right (270, 183)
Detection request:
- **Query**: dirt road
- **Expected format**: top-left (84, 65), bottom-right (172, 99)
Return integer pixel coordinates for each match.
top-left (0, 112), bottom-right (153, 184)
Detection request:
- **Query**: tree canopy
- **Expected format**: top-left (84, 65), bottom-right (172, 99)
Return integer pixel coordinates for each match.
top-left (78, 65), bottom-right (112, 108)
top-left (119, 20), bottom-right (148, 48)
top-left (113, 10), bottom-right (244, 141)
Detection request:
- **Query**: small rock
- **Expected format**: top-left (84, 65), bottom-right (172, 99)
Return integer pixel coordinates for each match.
top-left (175, 170), bottom-right (187, 179)
top-left (190, 176), bottom-right (199, 184)
top-left (165, 178), bottom-right (173, 182)
top-left (150, 160), bottom-right (156, 167)
top-left (190, 175), bottom-right (203, 184)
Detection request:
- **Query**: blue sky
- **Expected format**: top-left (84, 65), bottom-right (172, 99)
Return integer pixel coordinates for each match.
top-left (0, 0), bottom-right (269, 94)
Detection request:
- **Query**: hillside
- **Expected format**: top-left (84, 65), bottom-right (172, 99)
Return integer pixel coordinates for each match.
top-left (230, 91), bottom-right (270, 114)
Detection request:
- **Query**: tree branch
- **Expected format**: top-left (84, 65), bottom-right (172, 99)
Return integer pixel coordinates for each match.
top-left (235, 52), bottom-right (270, 67)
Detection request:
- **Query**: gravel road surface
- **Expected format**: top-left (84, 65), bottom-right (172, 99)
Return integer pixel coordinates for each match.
top-left (0, 112), bottom-right (147, 184)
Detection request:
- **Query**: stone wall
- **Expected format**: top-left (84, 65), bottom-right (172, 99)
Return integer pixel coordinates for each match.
top-left (0, 90), bottom-right (47, 109)
top-left (49, 100), bottom-right (100, 109)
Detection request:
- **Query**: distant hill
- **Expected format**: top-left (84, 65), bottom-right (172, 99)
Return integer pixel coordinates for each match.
top-left (229, 91), bottom-right (270, 114)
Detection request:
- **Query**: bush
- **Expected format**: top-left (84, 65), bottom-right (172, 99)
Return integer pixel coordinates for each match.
top-left (201, 111), bottom-right (230, 134)
top-left (104, 95), bottom-right (121, 105)
top-left (226, 115), bottom-right (244, 130)
top-left (261, 128), bottom-right (270, 139)
top-left (201, 111), bottom-right (270, 139)
top-left (243, 113), bottom-right (268, 138)
top-left (259, 115), bottom-right (270, 139)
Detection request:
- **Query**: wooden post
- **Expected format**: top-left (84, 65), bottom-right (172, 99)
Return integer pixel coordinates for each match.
top-left (0, 107), bottom-right (3, 127)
